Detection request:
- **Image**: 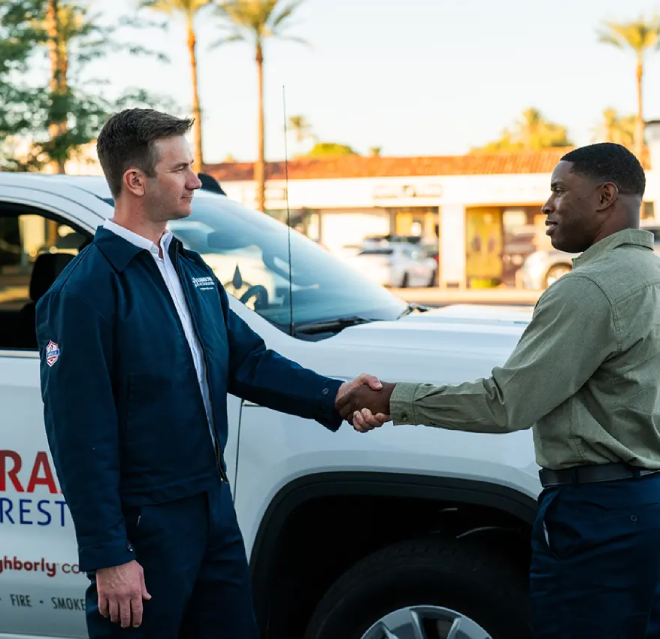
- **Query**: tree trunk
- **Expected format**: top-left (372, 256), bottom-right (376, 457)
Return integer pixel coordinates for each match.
top-left (46, 0), bottom-right (67, 174)
top-left (635, 57), bottom-right (645, 162)
top-left (187, 14), bottom-right (203, 173)
top-left (255, 42), bottom-right (266, 212)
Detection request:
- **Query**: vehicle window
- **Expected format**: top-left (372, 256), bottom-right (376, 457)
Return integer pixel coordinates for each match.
top-left (0, 208), bottom-right (90, 351)
top-left (163, 193), bottom-right (407, 336)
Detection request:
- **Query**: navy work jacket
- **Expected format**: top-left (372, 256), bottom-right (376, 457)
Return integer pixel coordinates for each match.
top-left (36, 227), bottom-right (343, 573)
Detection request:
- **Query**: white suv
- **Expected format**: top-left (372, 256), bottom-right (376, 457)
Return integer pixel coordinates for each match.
top-left (0, 173), bottom-right (540, 639)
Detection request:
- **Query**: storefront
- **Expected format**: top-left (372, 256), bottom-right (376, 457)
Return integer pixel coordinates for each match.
top-left (206, 146), bottom-right (660, 288)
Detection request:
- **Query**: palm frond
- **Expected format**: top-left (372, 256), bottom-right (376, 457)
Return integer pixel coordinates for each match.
top-left (279, 34), bottom-right (309, 47)
top-left (598, 17), bottom-right (660, 53)
top-left (598, 31), bottom-right (624, 48)
top-left (209, 31), bottom-right (246, 49)
top-left (272, 0), bottom-right (305, 29)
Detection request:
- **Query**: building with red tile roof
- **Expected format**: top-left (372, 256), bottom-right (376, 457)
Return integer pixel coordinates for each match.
top-left (201, 143), bottom-right (659, 289)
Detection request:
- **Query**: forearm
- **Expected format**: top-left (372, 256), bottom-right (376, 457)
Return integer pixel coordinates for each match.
top-left (389, 378), bottom-right (519, 433)
top-left (44, 406), bottom-right (132, 572)
top-left (229, 348), bottom-right (343, 429)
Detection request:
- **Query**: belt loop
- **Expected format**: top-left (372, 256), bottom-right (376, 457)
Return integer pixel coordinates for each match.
top-left (571, 467), bottom-right (579, 487)
top-left (633, 467), bottom-right (641, 479)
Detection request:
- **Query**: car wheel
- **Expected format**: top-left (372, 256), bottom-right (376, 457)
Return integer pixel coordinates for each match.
top-left (303, 537), bottom-right (531, 639)
top-left (400, 273), bottom-right (409, 288)
top-left (544, 264), bottom-right (571, 288)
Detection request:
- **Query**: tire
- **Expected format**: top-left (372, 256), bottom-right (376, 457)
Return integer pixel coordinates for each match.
top-left (544, 264), bottom-right (571, 288)
top-left (303, 537), bottom-right (531, 639)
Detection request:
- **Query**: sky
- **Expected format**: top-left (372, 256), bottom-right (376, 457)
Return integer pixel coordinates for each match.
top-left (79, 0), bottom-right (660, 164)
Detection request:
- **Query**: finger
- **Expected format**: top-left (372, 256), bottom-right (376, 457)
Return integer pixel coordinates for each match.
top-left (98, 594), bottom-right (109, 618)
top-left (109, 598), bottom-right (120, 624)
top-left (363, 375), bottom-right (383, 390)
top-left (131, 594), bottom-right (144, 628)
top-left (336, 392), bottom-right (351, 410)
top-left (361, 408), bottom-right (382, 429)
top-left (375, 413), bottom-right (391, 424)
top-left (353, 411), bottom-right (369, 432)
top-left (120, 597), bottom-right (132, 629)
top-left (142, 572), bottom-right (152, 600)
top-left (339, 402), bottom-right (357, 420)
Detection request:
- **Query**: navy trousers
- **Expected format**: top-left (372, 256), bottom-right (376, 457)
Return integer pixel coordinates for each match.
top-left (85, 478), bottom-right (260, 639)
top-left (530, 472), bottom-right (660, 639)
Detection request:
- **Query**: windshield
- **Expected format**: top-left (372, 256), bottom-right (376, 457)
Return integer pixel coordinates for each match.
top-left (153, 193), bottom-right (407, 336)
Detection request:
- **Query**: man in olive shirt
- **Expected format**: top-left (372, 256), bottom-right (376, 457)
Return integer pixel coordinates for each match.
top-left (338, 143), bottom-right (660, 638)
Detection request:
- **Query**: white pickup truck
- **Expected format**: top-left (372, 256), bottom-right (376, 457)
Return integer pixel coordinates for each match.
top-left (0, 173), bottom-right (540, 639)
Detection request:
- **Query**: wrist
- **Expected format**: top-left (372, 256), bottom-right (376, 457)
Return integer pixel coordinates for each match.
top-left (381, 382), bottom-right (396, 414)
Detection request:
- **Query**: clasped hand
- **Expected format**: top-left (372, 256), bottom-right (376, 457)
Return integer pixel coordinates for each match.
top-left (334, 374), bottom-right (395, 432)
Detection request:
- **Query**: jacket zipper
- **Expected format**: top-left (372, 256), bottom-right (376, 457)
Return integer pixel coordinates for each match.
top-left (172, 248), bottom-right (229, 484)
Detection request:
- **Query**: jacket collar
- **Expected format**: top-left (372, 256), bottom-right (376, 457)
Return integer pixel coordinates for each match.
top-left (93, 225), bottom-right (184, 272)
top-left (573, 228), bottom-right (654, 268)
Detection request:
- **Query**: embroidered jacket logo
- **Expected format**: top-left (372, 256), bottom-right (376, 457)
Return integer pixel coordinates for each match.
top-left (192, 276), bottom-right (215, 291)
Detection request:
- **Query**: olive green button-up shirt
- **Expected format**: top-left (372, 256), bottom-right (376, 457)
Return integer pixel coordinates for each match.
top-left (390, 229), bottom-right (660, 470)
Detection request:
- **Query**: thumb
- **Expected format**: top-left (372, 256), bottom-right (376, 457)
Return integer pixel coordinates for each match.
top-left (365, 375), bottom-right (383, 390)
top-left (141, 574), bottom-right (152, 600)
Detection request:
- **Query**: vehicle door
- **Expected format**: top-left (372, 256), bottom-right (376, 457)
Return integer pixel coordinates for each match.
top-left (0, 190), bottom-right (96, 638)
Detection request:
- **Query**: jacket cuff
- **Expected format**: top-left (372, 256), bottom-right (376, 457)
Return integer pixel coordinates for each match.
top-left (78, 538), bottom-right (136, 574)
top-left (315, 378), bottom-right (344, 431)
top-left (390, 383), bottom-right (421, 425)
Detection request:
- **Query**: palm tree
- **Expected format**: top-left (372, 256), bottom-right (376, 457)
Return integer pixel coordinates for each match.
top-left (214, 0), bottom-right (308, 212)
top-left (288, 114), bottom-right (314, 156)
top-left (598, 17), bottom-right (660, 161)
top-left (472, 108), bottom-right (572, 152)
top-left (593, 108), bottom-right (636, 146)
top-left (514, 108), bottom-right (571, 150)
top-left (142, 0), bottom-right (212, 172)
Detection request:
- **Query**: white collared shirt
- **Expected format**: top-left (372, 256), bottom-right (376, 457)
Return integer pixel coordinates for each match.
top-left (103, 219), bottom-right (216, 444)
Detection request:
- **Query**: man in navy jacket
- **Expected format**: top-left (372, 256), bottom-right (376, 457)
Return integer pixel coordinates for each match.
top-left (36, 108), bottom-right (382, 639)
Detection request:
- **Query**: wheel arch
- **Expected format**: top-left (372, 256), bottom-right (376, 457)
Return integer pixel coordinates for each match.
top-left (249, 471), bottom-right (538, 637)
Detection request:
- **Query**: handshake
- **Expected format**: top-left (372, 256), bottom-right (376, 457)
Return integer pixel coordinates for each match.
top-left (334, 374), bottom-right (396, 432)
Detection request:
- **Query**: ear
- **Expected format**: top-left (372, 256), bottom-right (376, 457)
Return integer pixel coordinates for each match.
top-left (122, 168), bottom-right (147, 198)
top-left (596, 182), bottom-right (618, 211)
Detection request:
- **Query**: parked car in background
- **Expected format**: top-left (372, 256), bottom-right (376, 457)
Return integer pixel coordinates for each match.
top-left (348, 239), bottom-right (437, 288)
top-left (521, 224), bottom-right (660, 290)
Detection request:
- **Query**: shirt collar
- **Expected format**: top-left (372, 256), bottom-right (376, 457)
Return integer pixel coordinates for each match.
top-left (103, 218), bottom-right (173, 257)
top-left (573, 228), bottom-right (654, 268)
top-left (94, 219), bottom-right (179, 272)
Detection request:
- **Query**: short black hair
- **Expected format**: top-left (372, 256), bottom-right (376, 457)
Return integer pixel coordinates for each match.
top-left (561, 143), bottom-right (645, 196)
top-left (97, 108), bottom-right (194, 198)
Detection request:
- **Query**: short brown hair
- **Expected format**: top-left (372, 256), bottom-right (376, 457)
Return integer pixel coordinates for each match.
top-left (96, 108), bottom-right (194, 198)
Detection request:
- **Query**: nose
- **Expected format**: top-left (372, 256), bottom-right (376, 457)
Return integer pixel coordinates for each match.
top-left (541, 196), bottom-right (554, 216)
top-left (189, 173), bottom-right (202, 191)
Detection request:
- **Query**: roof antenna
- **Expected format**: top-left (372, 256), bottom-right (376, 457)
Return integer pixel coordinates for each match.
top-left (283, 85), bottom-right (295, 337)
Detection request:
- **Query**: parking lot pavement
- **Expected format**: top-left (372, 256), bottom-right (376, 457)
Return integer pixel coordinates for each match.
top-left (391, 287), bottom-right (542, 308)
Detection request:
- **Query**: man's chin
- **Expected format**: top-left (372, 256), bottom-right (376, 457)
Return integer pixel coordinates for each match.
top-left (172, 207), bottom-right (192, 220)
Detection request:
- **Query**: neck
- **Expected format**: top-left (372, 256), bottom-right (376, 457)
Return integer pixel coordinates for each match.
top-left (112, 203), bottom-right (167, 247)
top-left (591, 213), bottom-right (639, 247)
